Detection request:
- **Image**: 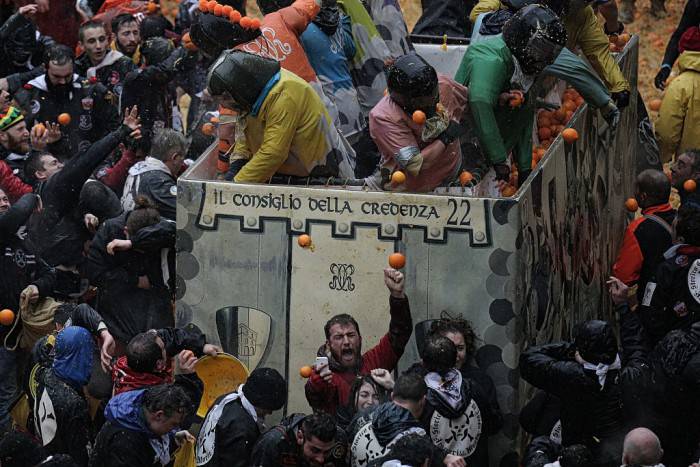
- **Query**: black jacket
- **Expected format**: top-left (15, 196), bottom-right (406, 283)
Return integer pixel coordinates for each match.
top-left (251, 413), bottom-right (348, 467)
top-left (0, 12), bottom-right (53, 88)
top-left (197, 397), bottom-right (260, 467)
top-left (519, 306), bottom-right (652, 466)
top-left (74, 51), bottom-right (137, 99)
top-left (123, 159), bottom-right (177, 220)
top-left (86, 212), bottom-right (175, 342)
top-left (14, 74), bottom-right (120, 160)
top-left (0, 193), bottom-right (55, 345)
top-left (661, 0), bottom-right (700, 68)
top-left (522, 436), bottom-right (561, 467)
top-left (34, 369), bottom-right (90, 466)
top-left (639, 244), bottom-right (700, 346)
top-left (27, 126), bottom-right (131, 267)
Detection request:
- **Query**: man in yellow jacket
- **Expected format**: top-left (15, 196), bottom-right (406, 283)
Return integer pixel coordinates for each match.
top-left (656, 26), bottom-right (700, 163)
top-left (206, 50), bottom-right (355, 183)
top-left (470, 0), bottom-right (631, 107)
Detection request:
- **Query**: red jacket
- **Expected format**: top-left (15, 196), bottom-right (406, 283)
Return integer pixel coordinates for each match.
top-left (305, 296), bottom-right (412, 415)
top-left (0, 160), bottom-right (32, 202)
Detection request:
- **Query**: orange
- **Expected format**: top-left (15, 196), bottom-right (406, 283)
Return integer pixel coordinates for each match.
top-left (538, 116), bottom-right (551, 128)
top-left (57, 113), bottom-right (71, 126)
top-left (217, 140), bottom-right (231, 152)
top-left (625, 198), bottom-right (639, 212)
top-left (388, 252), bottom-right (406, 269)
top-left (561, 128), bottom-right (579, 144)
top-left (229, 9), bottom-right (241, 22)
top-left (508, 90), bottom-right (524, 109)
top-left (201, 123), bottom-right (215, 135)
top-left (575, 96), bottom-right (584, 107)
top-left (298, 234), bottom-right (311, 247)
top-left (250, 18), bottom-right (261, 29)
top-left (538, 127), bottom-right (552, 141)
top-left (459, 171), bottom-right (473, 186)
top-left (182, 33), bottom-right (198, 51)
top-left (206, 0), bottom-right (217, 12)
top-left (222, 4), bottom-right (233, 15)
top-left (33, 123), bottom-right (46, 136)
top-left (412, 110), bottom-right (426, 125)
top-left (501, 185), bottom-right (516, 197)
top-left (239, 16), bottom-right (253, 28)
top-left (684, 179), bottom-right (697, 193)
top-left (210, 116), bottom-right (220, 123)
top-left (300, 366), bottom-right (313, 378)
top-left (648, 98), bottom-right (662, 112)
top-left (213, 4), bottom-right (223, 15)
top-left (391, 170), bottom-right (406, 185)
top-left (565, 110), bottom-right (573, 122)
top-left (146, 2), bottom-right (158, 13)
top-left (554, 108), bottom-right (567, 122)
top-left (199, 0), bottom-right (207, 10)
top-left (617, 33), bottom-right (630, 45)
top-left (0, 309), bottom-right (14, 326)
top-left (563, 100), bottom-right (577, 112)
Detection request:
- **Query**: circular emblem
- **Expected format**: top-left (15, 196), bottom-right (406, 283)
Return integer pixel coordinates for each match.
top-left (429, 399), bottom-right (482, 458)
top-left (688, 259), bottom-right (700, 304)
top-left (350, 422), bottom-right (387, 467)
top-left (30, 99), bottom-right (40, 114)
top-left (13, 249), bottom-right (26, 268)
top-left (78, 140), bottom-right (92, 153)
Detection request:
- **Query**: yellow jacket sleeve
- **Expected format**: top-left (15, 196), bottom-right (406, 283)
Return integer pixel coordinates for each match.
top-left (566, 7), bottom-right (629, 93)
top-left (655, 80), bottom-right (688, 163)
top-left (234, 94), bottom-right (301, 183)
top-left (470, 0), bottom-right (503, 23)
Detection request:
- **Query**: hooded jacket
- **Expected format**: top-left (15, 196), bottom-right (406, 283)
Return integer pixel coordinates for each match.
top-left (305, 295), bottom-right (412, 415)
top-left (74, 50), bottom-right (137, 99)
top-left (121, 156), bottom-right (176, 220)
top-left (250, 413), bottom-right (348, 466)
top-left (91, 389), bottom-right (174, 467)
top-left (0, 159), bottom-right (32, 203)
top-left (656, 51), bottom-right (700, 163)
top-left (14, 73), bottom-right (121, 160)
top-left (33, 327), bottom-right (93, 466)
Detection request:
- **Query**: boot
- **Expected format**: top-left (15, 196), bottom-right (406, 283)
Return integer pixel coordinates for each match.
top-left (619, 0), bottom-right (635, 23)
top-left (650, 0), bottom-right (668, 18)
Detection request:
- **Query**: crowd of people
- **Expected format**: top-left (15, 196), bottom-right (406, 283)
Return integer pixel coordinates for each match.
top-left (0, 0), bottom-right (699, 464)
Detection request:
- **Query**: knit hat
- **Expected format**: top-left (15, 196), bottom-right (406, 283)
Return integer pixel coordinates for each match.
top-left (0, 107), bottom-right (24, 132)
top-left (679, 26), bottom-right (700, 53)
top-left (242, 367), bottom-right (287, 410)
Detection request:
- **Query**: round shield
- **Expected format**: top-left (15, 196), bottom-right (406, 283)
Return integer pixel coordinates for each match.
top-left (195, 353), bottom-right (249, 417)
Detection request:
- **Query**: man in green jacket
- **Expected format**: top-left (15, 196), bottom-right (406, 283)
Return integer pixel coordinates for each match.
top-left (456, 5), bottom-right (567, 185)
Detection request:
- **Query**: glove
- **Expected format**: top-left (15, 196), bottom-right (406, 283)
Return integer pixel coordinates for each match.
top-left (518, 169), bottom-right (531, 187)
top-left (436, 121), bottom-right (467, 146)
top-left (493, 163), bottom-right (511, 182)
top-left (654, 66), bottom-right (671, 90)
top-left (611, 90), bottom-right (630, 109)
top-left (601, 101), bottom-right (620, 132)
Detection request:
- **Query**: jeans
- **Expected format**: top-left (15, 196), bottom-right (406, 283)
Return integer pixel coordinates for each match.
top-left (0, 347), bottom-right (18, 431)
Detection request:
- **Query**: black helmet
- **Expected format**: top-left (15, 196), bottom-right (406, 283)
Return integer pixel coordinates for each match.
top-left (256, 0), bottom-right (293, 15)
top-left (573, 320), bottom-right (618, 365)
top-left (502, 4), bottom-right (567, 75)
top-left (141, 37), bottom-right (175, 65)
top-left (190, 12), bottom-right (261, 58)
top-left (206, 50), bottom-right (281, 112)
top-left (386, 52), bottom-right (439, 115)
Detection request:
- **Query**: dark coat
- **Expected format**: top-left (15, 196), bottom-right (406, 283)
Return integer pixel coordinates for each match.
top-left (74, 51), bottom-right (137, 99)
top-left (197, 397), bottom-right (260, 467)
top-left (412, 0), bottom-right (474, 38)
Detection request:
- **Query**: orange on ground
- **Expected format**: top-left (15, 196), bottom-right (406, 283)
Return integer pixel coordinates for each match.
top-left (57, 113), bottom-right (71, 126)
top-left (562, 128), bottom-right (579, 144)
top-left (298, 234), bottom-right (311, 247)
top-left (501, 185), bottom-right (516, 197)
top-left (412, 110), bottom-right (426, 125)
top-left (389, 252), bottom-right (406, 269)
top-left (684, 179), bottom-right (697, 192)
top-left (391, 170), bottom-right (406, 185)
top-left (300, 366), bottom-right (313, 378)
top-left (625, 198), bottom-right (639, 212)
top-left (648, 98), bottom-right (662, 111)
top-left (459, 171), bottom-right (473, 186)
top-left (0, 309), bottom-right (14, 326)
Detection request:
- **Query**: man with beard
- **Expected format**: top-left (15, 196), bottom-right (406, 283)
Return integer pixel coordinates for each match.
top-left (669, 149), bottom-right (700, 206)
top-left (0, 105), bottom-right (55, 184)
top-left (14, 44), bottom-right (121, 160)
top-left (74, 20), bottom-right (136, 100)
top-left (111, 14), bottom-right (142, 65)
top-left (305, 267), bottom-right (412, 415)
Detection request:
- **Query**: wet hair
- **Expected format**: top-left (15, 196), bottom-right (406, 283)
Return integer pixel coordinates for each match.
top-left (559, 444), bottom-right (592, 467)
top-left (301, 412), bottom-right (337, 443)
top-left (23, 151), bottom-right (52, 185)
top-left (348, 375), bottom-right (388, 413)
top-left (151, 128), bottom-right (187, 162)
top-left (142, 384), bottom-right (192, 418)
top-left (54, 303), bottom-right (77, 327)
top-left (111, 13), bottom-right (138, 36)
top-left (126, 331), bottom-right (162, 372)
top-left (393, 372), bottom-right (427, 402)
top-left (79, 19), bottom-right (106, 42)
top-left (428, 315), bottom-right (478, 357)
top-left (43, 44), bottom-right (74, 68)
top-left (422, 335), bottom-right (457, 375)
top-left (140, 15), bottom-right (170, 40)
top-left (38, 454), bottom-right (80, 466)
top-left (125, 196), bottom-right (160, 233)
top-left (380, 433), bottom-right (434, 466)
top-left (637, 169), bottom-right (671, 206)
top-left (324, 313), bottom-right (360, 339)
top-left (676, 203), bottom-right (700, 246)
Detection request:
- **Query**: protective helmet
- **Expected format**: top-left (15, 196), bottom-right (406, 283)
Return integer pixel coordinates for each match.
top-left (206, 50), bottom-right (281, 112)
top-left (573, 320), bottom-right (618, 365)
top-left (140, 37), bottom-right (175, 65)
top-left (256, 0), bottom-right (294, 15)
top-left (190, 12), bottom-right (261, 58)
top-left (386, 52), bottom-right (439, 116)
top-left (502, 4), bottom-right (567, 76)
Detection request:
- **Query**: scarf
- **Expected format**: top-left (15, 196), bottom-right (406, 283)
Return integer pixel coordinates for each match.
top-left (111, 355), bottom-right (173, 396)
top-left (314, 1), bottom-right (341, 36)
top-left (581, 354), bottom-right (621, 388)
top-left (424, 369), bottom-right (463, 410)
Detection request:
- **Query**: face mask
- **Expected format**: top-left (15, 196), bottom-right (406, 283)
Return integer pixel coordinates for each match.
top-left (313, 3), bottom-right (340, 36)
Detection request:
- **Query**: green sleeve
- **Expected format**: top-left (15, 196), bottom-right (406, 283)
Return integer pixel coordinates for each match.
top-left (543, 48), bottom-right (610, 108)
top-left (468, 59), bottom-right (509, 165)
top-left (514, 109), bottom-right (534, 172)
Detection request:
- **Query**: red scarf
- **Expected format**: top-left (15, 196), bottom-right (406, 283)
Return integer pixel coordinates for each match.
top-left (111, 356), bottom-right (173, 396)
